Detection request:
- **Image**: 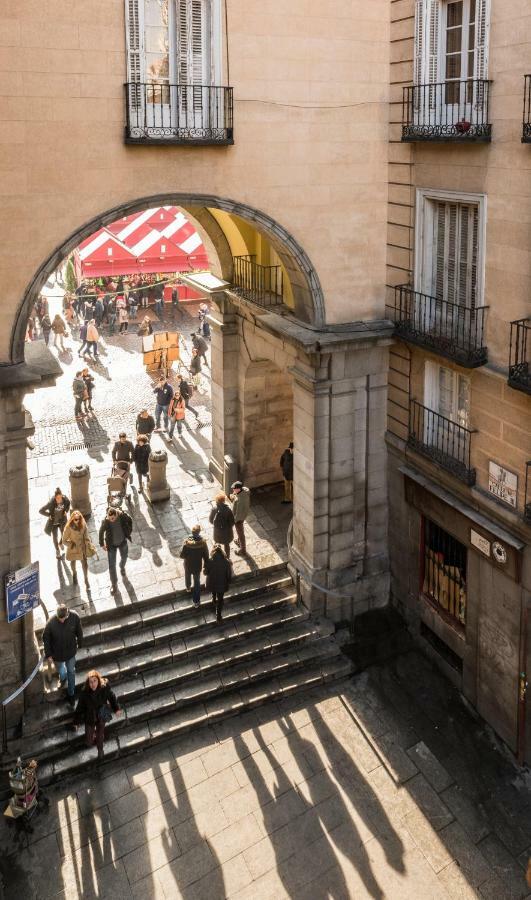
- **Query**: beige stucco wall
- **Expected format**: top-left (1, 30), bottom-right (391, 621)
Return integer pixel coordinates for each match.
top-left (0, 0), bottom-right (391, 362)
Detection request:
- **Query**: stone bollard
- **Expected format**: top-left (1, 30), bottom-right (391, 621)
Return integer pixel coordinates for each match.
top-left (147, 449), bottom-right (170, 502)
top-left (69, 464), bottom-right (92, 518)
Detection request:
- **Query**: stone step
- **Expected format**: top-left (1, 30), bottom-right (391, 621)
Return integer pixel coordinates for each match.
top-left (25, 613), bottom-right (334, 737)
top-left (39, 588), bottom-right (302, 703)
top-left (35, 567), bottom-right (292, 640)
top-left (32, 654), bottom-right (353, 786)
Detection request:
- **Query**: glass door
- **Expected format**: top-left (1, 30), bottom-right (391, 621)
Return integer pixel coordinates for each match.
top-left (442, 0), bottom-right (478, 127)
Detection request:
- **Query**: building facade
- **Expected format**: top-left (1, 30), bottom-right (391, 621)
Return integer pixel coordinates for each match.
top-left (387, 0), bottom-right (531, 762)
top-left (0, 0), bottom-right (529, 763)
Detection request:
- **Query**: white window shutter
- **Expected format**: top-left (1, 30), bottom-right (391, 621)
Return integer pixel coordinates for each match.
top-left (126, 0), bottom-right (145, 85)
top-left (414, 0), bottom-right (425, 86)
top-left (177, 0), bottom-right (189, 84)
top-left (427, 0), bottom-right (440, 85)
top-left (474, 0), bottom-right (489, 81)
top-left (177, 0), bottom-right (210, 85)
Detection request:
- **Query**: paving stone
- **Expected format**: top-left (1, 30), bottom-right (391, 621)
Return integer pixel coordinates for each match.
top-left (208, 812), bottom-right (264, 864)
top-left (406, 773), bottom-right (455, 831)
top-left (439, 820), bottom-right (493, 887)
top-left (404, 810), bottom-right (454, 873)
top-left (407, 740), bottom-right (454, 793)
top-left (122, 828), bottom-right (183, 884)
top-left (440, 784), bottom-right (491, 844)
top-left (477, 834), bottom-right (530, 899)
top-left (182, 852), bottom-right (254, 899)
top-left (154, 841), bottom-right (219, 893)
top-left (77, 768), bottom-right (132, 816)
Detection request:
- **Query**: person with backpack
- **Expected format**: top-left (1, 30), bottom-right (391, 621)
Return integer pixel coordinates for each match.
top-left (176, 375), bottom-right (198, 418)
top-left (73, 669), bottom-right (122, 760)
top-left (191, 332), bottom-right (209, 368)
top-left (208, 492), bottom-right (235, 559)
top-left (179, 524), bottom-right (209, 608)
top-left (205, 545), bottom-right (232, 623)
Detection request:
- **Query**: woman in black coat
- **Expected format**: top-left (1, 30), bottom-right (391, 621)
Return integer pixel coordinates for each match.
top-left (208, 492), bottom-right (235, 558)
top-left (74, 669), bottom-right (122, 760)
top-left (39, 487), bottom-right (71, 558)
top-left (205, 545), bottom-right (232, 623)
top-left (133, 435), bottom-right (151, 492)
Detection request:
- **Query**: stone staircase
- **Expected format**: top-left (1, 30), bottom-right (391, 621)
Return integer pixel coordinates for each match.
top-left (13, 565), bottom-right (351, 785)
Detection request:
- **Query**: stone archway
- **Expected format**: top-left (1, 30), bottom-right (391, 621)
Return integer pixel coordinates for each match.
top-left (240, 359), bottom-right (293, 488)
top-left (11, 193), bottom-right (326, 364)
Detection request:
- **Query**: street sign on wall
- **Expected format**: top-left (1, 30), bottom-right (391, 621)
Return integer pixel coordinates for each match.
top-left (5, 562), bottom-right (40, 624)
top-left (488, 461), bottom-right (518, 508)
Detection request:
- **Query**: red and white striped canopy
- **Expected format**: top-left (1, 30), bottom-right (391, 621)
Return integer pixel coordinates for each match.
top-left (75, 206), bottom-right (209, 278)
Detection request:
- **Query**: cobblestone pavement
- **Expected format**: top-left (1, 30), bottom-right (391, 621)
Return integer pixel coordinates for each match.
top-left (2, 653), bottom-right (530, 899)
top-left (25, 304), bottom-right (289, 628)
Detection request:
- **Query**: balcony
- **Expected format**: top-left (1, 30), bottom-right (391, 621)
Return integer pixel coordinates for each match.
top-left (393, 286), bottom-right (488, 368)
top-left (402, 80), bottom-right (492, 142)
top-left (408, 400), bottom-right (476, 486)
top-left (124, 83), bottom-right (233, 145)
top-left (508, 318), bottom-right (531, 394)
top-left (232, 256), bottom-right (284, 309)
top-left (525, 463), bottom-right (531, 523)
top-left (523, 75), bottom-right (531, 143)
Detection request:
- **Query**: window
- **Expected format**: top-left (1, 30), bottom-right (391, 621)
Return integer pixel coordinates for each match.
top-left (422, 517), bottom-right (467, 625)
top-left (414, 0), bottom-right (489, 87)
top-left (426, 362), bottom-right (470, 426)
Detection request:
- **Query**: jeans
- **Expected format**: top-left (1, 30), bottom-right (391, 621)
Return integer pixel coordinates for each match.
top-left (155, 403), bottom-right (169, 430)
top-left (57, 656), bottom-right (76, 697)
top-left (87, 340), bottom-right (99, 357)
top-left (108, 540), bottom-right (128, 586)
top-left (108, 315), bottom-right (116, 335)
top-left (168, 417), bottom-right (183, 438)
top-left (186, 570), bottom-right (201, 605)
top-left (155, 299), bottom-right (164, 318)
top-left (51, 524), bottom-right (64, 555)
top-left (74, 396), bottom-right (83, 418)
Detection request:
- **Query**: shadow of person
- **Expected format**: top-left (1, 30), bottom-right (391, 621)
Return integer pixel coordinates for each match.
top-left (121, 572), bottom-right (138, 604)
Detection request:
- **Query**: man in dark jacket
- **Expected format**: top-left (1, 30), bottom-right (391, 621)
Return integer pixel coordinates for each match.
top-left (153, 377), bottom-right (174, 432)
top-left (42, 605), bottom-right (83, 706)
top-left (99, 507), bottom-right (133, 594)
top-left (205, 546), bottom-right (232, 623)
top-left (209, 493), bottom-right (235, 558)
top-left (280, 442), bottom-right (294, 504)
top-left (73, 372), bottom-right (86, 421)
top-left (176, 374), bottom-right (198, 418)
top-left (191, 332), bottom-right (209, 368)
top-left (230, 481), bottom-right (251, 556)
top-left (179, 524), bottom-right (209, 608)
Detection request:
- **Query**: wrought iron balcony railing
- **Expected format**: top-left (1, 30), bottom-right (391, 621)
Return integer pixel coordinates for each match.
top-left (525, 462), bottom-right (531, 522)
top-left (508, 318), bottom-right (531, 394)
top-left (408, 400), bottom-right (476, 486)
top-left (523, 75), bottom-right (531, 143)
top-left (402, 80), bottom-right (492, 142)
top-left (393, 286), bottom-right (488, 368)
top-left (232, 255), bottom-right (283, 309)
top-left (124, 83), bottom-right (234, 145)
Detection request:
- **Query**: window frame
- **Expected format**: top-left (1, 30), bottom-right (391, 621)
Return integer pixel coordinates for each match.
top-left (415, 187), bottom-right (487, 308)
top-left (420, 515), bottom-right (468, 629)
top-left (424, 360), bottom-right (471, 426)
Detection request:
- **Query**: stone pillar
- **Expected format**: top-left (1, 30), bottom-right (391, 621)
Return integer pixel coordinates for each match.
top-left (0, 387), bottom-right (39, 729)
top-left (290, 336), bottom-right (391, 621)
top-left (209, 299), bottom-right (240, 485)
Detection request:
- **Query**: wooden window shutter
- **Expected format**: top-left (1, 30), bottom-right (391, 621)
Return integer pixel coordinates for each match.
top-left (474, 0), bottom-right (489, 81)
top-left (427, 0), bottom-right (440, 88)
top-left (177, 0), bottom-right (190, 84)
top-left (414, 0), bottom-right (425, 86)
top-left (433, 200), bottom-right (447, 301)
top-left (126, 0), bottom-right (145, 85)
top-left (457, 204), bottom-right (479, 308)
top-left (177, 0), bottom-right (209, 85)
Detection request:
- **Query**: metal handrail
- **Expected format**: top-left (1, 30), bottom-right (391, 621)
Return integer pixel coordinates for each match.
top-left (1, 655), bottom-right (44, 754)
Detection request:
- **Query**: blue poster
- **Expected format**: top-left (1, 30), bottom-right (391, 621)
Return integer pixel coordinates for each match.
top-left (5, 562), bottom-right (40, 624)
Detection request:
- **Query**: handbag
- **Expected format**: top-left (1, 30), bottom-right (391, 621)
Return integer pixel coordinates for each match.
top-left (85, 539), bottom-right (98, 559)
top-left (44, 518), bottom-right (53, 536)
top-left (97, 704), bottom-right (113, 723)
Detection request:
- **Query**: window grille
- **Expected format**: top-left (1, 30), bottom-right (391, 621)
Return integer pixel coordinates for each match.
top-left (422, 518), bottom-right (467, 625)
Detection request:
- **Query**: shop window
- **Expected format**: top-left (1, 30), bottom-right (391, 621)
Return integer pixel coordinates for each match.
top-left (422, 517), bottom-right (467, 625)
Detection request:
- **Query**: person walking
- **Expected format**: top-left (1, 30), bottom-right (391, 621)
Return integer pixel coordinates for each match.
top-left (230, 481), bottom-right (251, 556)
top-left (73, 371), bottom-right (86, 421)
top-left (62, 510), bottom-right (95, 591)
top-left (42, 604), bottom-right (84, 707)
top-left (133, 435), bottom-right (150, 492)
top-left (168, 392), bottom-right (186, 440)
top-left (51, 313), bottom-right (68, 352)
top-left (73, 670), bottom-right (122, 760)
top-left (82, 368), bottom-right (95, 414)
top-left (93, 296), bottom-right (104, 328)
top-left (205, 545), bottom-right (232, 623)
top-left (112, 431), bottom-right (134, 487)
top-left (41, 313), bottom-right (52, 346)
top-left (153, 376), bottom-right (174, 432)
top-left (280, 441), bottom-right (294, 504)
top-left (99, 507), bottom-right (133, 594)
top-left (86, 319), bottom-right (100, 359)
top-left (209, 492), bottom-right (235, 559)
top-left (176, 375), bottom-right (199, 418)
top-left (171, 286), bottom-right (181, 321)
top-left (78, 320), bottom-right (89, 356)
top-left (107, 297), bottom-right (117, 336)
top-left (179, 524), bottom-right (209, 609)
top-left (191, 332), bottom-right (209, 368)
top-left (189, 348), bottom-right (203, 391)
top-left (118, 303), bottom-right (129, 334)
top-left (136, 409), bottom-right (155, 440)
top-left (39, 487), bottom-right (71, 559)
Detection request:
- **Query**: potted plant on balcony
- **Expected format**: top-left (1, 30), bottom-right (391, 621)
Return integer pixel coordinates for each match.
top-left (456, 118), bottom-right (471, 134)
